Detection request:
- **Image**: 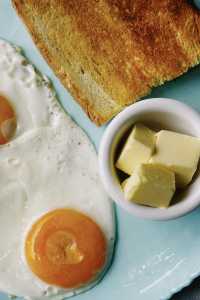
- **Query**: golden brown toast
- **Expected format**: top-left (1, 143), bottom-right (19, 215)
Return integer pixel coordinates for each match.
top-left (12, 0), bottom-right (200, 125)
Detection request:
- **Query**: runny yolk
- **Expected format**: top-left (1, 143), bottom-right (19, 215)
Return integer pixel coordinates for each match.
top-left (0, 95), bottom-right (16, 145)
top-left (25, 209), bottom-right (107, 288)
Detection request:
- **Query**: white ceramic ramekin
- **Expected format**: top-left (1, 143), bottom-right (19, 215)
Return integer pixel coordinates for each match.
top-left (99, 98), bottom-right (200, 220)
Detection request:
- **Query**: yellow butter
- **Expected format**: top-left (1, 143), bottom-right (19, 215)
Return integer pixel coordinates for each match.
top-left (123, 164), bottom-right (175, 208)
top-left (150, 130), bottom-right (200, 187)
top-left (116, 124), bottom-right (155, 175)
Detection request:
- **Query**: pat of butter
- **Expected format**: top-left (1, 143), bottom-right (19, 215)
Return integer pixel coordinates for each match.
top-left (150, 130), bottom-right (200, 187)
top-left (123, 164), bottom-right (175, 208)
top-left (116, 124), bottom-right (155, 175)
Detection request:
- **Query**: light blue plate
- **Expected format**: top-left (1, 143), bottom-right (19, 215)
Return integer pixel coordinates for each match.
top-left (1, 1), bottom-right (200, 300)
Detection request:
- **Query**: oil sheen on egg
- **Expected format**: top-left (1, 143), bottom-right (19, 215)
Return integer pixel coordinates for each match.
top-left (0, 40), bottom-right (115, 300)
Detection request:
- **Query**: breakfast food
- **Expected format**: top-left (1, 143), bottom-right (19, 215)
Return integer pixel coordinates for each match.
top-left (0, 95), bottom-right (16, 144)
top-left (12, 0), bottom-right (200, 125)
top-left (123, 164), bottom-right (175, 207)
top-left (150, 130), bottom-right (200, 187)
top-left (0, 40), bottom-right (115, 299)
top-left (116, 124), bottom-right (155, 175)
top-left (25, 209), bottom-right (106, 288)
top-left (117, 124), bottom-right (200, 207)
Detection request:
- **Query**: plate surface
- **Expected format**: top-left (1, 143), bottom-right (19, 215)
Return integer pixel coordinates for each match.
top-left (1, 1), bottom-right (200, 300)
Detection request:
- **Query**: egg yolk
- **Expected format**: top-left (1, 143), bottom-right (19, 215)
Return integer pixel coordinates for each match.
top-left (0, 95), bottom-right (16, 145)
top-left (25, 209), bottom-right (107, 288)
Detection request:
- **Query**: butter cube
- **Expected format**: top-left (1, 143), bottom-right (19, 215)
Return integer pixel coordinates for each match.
top-left (121, 178), bottom-right (128, 190)
top-left (123, 164), bottom-right (175, 208)
top-left (116, 124), bottom-right (155, 175)
top-left (150, 130), bottom-right (200, 187)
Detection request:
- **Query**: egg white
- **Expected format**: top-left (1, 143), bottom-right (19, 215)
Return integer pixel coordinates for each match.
top-left (0, 40), bottom-right (115, 300)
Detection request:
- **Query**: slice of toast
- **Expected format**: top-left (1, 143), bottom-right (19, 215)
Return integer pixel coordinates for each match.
top-left (12, 0), bottom-right (200, 125)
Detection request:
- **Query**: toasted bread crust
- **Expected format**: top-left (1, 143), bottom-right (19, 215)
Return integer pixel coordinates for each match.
top-left (12, 0), bottom-right (200, 125)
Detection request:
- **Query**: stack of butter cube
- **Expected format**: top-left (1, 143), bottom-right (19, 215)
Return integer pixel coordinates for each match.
top-left (116, 124), bottom-right (200, 208)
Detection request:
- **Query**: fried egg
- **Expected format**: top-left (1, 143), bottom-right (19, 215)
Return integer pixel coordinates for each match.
top-left (0, 40), bottom-right (115, 300)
